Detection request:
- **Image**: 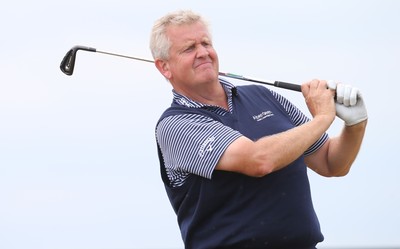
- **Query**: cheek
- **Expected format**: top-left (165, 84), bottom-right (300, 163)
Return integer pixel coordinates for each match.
top-left (209, 49), bottom-right (219, 62)
top-left (211, 51), bottom-right (219, 69)
top-left (168, 60), bottom-right (188, 79)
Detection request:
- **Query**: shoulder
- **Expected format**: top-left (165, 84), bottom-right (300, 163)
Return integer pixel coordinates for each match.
top-left (236, 84), bottom-right (277, 99)
top-left (157, 111), bottom-right (214, 128)
top-left (158, 106), bottom-right (221, 124)
top-left (156, 113), bottom-right (215, 140)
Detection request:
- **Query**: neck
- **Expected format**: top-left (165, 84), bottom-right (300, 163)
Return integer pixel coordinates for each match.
top-left (175, 81), bottom-right (228, 110)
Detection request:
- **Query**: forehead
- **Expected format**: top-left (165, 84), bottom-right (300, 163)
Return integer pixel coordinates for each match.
top-left (166, 22), bottom-right (211, 43)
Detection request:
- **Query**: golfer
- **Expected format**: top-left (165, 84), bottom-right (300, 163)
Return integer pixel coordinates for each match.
top-left (151, 10), bottom-right (367, 249)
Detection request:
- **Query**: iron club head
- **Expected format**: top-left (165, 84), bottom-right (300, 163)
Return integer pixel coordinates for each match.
top-left (60, 45), bottom-right (96, 76)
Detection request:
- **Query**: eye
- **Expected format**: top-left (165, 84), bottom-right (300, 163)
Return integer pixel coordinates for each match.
top-left (183, 45), bottom-right (195, 53)
top-left (202, 41), bottom-right (212, 47)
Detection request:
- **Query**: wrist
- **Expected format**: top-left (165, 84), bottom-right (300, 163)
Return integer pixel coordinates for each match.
top-left (313, 114), bottom-right (335, 130)
top-left (344, 119), bottom-right (368, 129)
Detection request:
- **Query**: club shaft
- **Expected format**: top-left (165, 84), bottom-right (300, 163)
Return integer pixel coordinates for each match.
top-left (96, 50), bottom-right (301, 92)
top-left (97, 50), bottom-right (154, 63)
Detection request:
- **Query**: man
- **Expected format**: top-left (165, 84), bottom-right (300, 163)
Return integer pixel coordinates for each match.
top-left (150, 10), bottom-right (367, 249)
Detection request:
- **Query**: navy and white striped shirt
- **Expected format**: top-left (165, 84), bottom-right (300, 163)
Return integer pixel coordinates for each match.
top-left (156, 79), bottom-right (328, 187)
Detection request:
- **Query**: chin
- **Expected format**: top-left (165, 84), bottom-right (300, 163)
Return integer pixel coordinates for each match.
top-left (201, 71), bottom-right (219, 83)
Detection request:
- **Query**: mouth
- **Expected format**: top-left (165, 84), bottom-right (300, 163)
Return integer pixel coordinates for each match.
top-left (194, 61), bottom-right (213, 70)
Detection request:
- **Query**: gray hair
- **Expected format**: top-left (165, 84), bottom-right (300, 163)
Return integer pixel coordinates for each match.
top-left (149, 10), bottom-right (210, 60)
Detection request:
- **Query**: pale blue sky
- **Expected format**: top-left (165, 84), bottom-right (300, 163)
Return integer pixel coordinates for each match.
top-left (1, 0), bottom-right (399, 248)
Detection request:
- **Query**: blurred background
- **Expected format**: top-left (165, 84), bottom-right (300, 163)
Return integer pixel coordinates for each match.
top-left (1, 0), bottom-right (399, 248)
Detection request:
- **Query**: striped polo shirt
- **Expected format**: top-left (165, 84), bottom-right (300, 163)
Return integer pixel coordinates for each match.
top-left (156, 78), bottom-right (328, 187)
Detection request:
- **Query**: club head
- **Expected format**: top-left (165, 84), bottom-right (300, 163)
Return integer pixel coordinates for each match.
top-left (60, 45), bottom-right (96, 76)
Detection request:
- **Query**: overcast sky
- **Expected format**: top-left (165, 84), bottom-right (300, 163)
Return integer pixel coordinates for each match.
top-left (1, 0), bottom-right (399, 248)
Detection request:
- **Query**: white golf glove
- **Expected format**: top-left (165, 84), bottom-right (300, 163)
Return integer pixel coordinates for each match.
top-left (327, 81), bottom-right (368, 126)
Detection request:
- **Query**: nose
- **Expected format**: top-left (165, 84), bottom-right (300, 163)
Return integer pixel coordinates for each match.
top-left (196, 44), bottom-right (209, 58)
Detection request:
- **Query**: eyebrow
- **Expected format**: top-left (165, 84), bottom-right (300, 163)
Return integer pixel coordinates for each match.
top-left (180, 37), bottom-right (212, 49)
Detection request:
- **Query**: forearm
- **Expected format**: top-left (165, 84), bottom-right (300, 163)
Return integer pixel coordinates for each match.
top-left (327, 120), bottom-right (368, 176)
top-left (254, 115), bottom-right (333, 175)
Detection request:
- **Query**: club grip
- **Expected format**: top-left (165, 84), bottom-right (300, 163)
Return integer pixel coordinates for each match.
top-left (274, 81), bottom-right (302, 92)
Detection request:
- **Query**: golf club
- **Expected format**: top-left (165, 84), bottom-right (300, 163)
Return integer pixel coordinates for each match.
top-left (60, 45), bottom-right (301, 92)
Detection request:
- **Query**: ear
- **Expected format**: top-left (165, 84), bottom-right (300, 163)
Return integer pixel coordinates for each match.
top-left (155, 59), bottom-right (172, 79)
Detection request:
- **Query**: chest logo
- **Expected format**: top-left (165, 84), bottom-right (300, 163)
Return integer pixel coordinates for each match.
top-left (252, 110), bottom-right (274, 122)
